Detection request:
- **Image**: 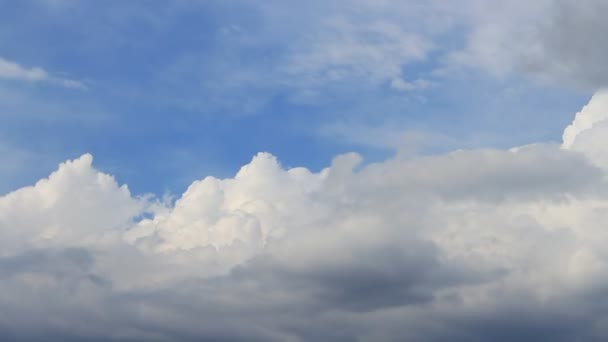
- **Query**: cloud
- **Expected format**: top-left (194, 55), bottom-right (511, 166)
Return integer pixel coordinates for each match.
top-left (281, 15), bottom-right (433, 88)
top-left (2, 93), bottom-right (608, 339)
top-left (0, 57), bottom-right (48, 81)
top-left (451, 0), bottom-right (608, 89)
top-left (563, 89), bottom-right (608, 148)
top-left (562, 89), bottom-right (608, 169)
top-left (0, 56), bottom-right (86, 89)
top-left (0, 154), bottom-right (143, 253)
top-left (520, 0), bottom-right (608, 88)
top-left (141, 0), bottom-right (453, 113)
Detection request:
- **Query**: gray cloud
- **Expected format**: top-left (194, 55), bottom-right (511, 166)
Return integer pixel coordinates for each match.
top-left (454, 0), bottom-right (608, 89)
top-left (524, 0), bottom-right (608, 89)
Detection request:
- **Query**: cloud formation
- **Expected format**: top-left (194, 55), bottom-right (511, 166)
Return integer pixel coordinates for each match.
top-left (2, 93), bottom-right (608, 340)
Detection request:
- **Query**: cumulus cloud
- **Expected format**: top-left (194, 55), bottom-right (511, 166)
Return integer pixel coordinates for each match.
top-left (562, 89), bottom-right (608, 169)
top-left (2, 93), bottom-right (608, 339)
top-left (0, 154), bottom-right (143, 254)
top-left (0, 56), bottom-right (86, 89)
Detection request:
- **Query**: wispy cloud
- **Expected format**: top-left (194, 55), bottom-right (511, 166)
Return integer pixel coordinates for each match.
top-left (0, 57), bottom-right (48, 81)
top-left (281, 17), bottom-right (434, 88)
top-left (0, 56), bottom-right (86, 89)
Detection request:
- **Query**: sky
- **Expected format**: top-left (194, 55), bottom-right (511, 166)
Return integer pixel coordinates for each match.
top-left (2, 0), bottom-right (608, 341)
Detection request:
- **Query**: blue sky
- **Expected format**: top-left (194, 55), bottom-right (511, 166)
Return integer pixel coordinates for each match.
top-left (0, 0), bottom-right (591, 195)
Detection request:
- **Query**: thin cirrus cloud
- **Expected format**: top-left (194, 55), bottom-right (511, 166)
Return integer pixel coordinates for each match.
top-left (2, 94), bottom-right (608, 340)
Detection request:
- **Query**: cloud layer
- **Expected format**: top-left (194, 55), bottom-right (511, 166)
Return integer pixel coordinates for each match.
top-left (1, 93), bottom-right (608, 340)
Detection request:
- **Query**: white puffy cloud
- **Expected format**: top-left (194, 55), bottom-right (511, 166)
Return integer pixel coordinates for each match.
top-left (3, 93), bottom-right (608, 339)
top-left (562, 89), bottom-right (608, 168)
top-left (562, 90), bottom-right (608, 149)
top-left (129, 153), bottom-right (325, 250)
top-left (0, 154), bottom-right (143, 254)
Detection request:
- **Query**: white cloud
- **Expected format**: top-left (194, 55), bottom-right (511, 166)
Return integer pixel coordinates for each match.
top-left (0, 154), bottom-right (143, 254)
top-left (2, 93), bottom-right (608, 339)
top-left (282, 16), bottom-right (433, 88)
top-left (0, 56), bottom-right (86, 89)
top-left (563, 89), bottom-right (608, 148)
top-left (562, 90), bottom-right (608, 170)
top-left (0, 57), bottom-right (48, 81)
